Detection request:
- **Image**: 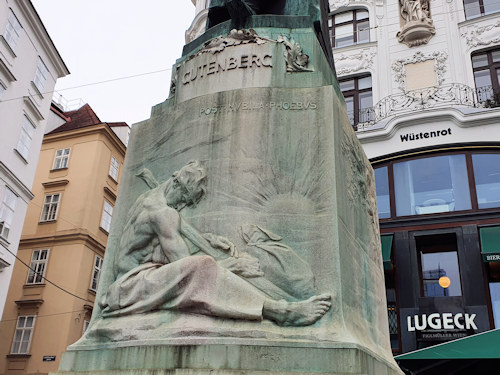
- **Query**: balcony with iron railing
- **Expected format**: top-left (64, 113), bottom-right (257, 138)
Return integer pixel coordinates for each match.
top-left (350, 84), bottom-right (500, 131)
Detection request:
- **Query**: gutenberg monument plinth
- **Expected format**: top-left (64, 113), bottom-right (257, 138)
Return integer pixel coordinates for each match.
top-left (55, 1), bottom-right (403, 374)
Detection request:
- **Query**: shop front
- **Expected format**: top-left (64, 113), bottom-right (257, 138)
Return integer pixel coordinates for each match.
top-left (373, 145), bottom-right (500, 354)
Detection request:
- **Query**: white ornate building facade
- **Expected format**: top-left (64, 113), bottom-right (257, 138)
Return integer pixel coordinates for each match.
top-left (185, 0), bottom-right (500, 359)
top-left (0, 0), bottom-right (68, 319)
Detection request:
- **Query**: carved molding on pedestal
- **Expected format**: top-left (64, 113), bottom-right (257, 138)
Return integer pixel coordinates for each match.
top-left (460, 20), bottom-right (500, 49)
top-left (277, 35), bottom-right (312, 72)
top-left (335, 49), bottom-right (375, 77)
top-left (392, 50), bottom-right (448, 92)
top-left (185, 29), bottom-right (312, 72)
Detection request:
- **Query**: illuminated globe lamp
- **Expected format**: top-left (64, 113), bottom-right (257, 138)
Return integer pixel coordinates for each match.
top-left (439, 276), bottom-right (451, 289)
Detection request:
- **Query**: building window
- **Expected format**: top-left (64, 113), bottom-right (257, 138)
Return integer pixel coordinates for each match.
top-left (33, 58), bottom-right (49, 93)
top-left (83, 320), bottom-right (90, 333)
top-left (472, 49), bottom-right (500, 103)
top-left (26, 249), bottom-right (49, 284)
top-left (329, 9), bottom-right (369, 48)
top-left (472, 154), bottom-right (500, 209)
top-left (374, 167), bottom-right (391, 219)
top-left (393, 154), bottom-right (471, 217)
top-left (0, 187), bottom-right (17, 240)
top-left (40, 193), bottom-right (61, 222)
top-left (0, 82), bottom-right (6, 100)
top-left (418, 234), bottom-right (462, 297)
top-left (339, 75), bottom-right (373, 129)
top-left (53, 148), bottom-right (70, 170)
top-left (17, 116), bottom-right (35, 160)
top-left (11, 316), bottom-right (35, 354)
top-left (90, 255), bottom-right (103, 291)
top-left (464, 0), bottom-right (500, 19)
top-left (4, 9), bottom-right (22, 51)
top-left (100, 201), bottom-right (113, 233)
top-left (109, 156), bottom-right (120, 181)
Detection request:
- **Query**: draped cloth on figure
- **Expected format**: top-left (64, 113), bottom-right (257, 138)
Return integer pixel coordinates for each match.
top-left (241, 224), bottom-right (316, 300)
top-left (100, 255), bottom-right (266, 320)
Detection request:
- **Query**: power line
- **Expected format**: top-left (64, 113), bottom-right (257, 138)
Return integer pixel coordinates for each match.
top-left (0, 4), bottom-right (495, 107)
top-left (0, 67), bottom-right (173, 105)
top-left (2, 246), bottom-right (94, 303)
top-left (0, 309), bottom-right (87, 324)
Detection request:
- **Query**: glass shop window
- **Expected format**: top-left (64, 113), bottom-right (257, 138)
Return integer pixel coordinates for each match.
top-left (393, 155), bottom-right (471, 217)
top-left (472, 154), bottom-right (500, 209)
top-left (417, 234), bottom-right (462, 297)
top-left (487, 262), bottom-right (500, 328)
top-left (374, 166), bottom-right (391, 219)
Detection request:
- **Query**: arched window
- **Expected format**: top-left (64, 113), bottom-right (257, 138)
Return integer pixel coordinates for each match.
top-left (329, 9), bottom-right (369, 48)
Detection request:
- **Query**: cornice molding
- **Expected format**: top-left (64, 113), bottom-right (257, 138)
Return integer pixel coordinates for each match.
top-left (329, 0), bottom-right (368, 13)
top-left (0, 56), bottom-right (16, 82)
top-left (43, 124), bottom-right (126, 157)
top-left (15, 298), bottom-right (44, 310)
top-left (186, 9), bottom-right (209, 43)
top-left (23, 95), bottom-right (44, 121)
top-left (42, 179), bottom-right (69, 188)
top-left (103, 187), bottom-right (117, 201)
top-left (19, 231), bottom-right (106, 252)
top-left (357, 106), bottom-right (500, 143)
top-left (0, 162), bottom-right (34, 202)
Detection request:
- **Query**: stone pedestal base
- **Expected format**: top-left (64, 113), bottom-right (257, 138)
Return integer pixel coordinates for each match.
top-left (53, 344), bottom-right (401, 375)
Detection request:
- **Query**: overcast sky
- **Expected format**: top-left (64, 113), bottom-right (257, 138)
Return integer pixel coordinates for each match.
top-left (31, 0), bottom-right (196, 126)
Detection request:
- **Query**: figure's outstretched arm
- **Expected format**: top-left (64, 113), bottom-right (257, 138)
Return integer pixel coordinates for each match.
top-left (179, 216), bottom-right (263, 277)
top-left (179, 216), bottom-right (232, 259)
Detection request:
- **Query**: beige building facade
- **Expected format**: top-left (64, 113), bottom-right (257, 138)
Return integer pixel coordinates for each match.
top-left (0, 103), bottom-right (127, 375)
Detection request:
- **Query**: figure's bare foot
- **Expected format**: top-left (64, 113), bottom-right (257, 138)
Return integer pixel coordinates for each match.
top-left (263, 294), bottom-right (332, 326)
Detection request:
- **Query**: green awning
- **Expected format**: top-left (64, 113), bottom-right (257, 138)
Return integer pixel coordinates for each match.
top-left (395, 329), bottom-right (500, 360)
top-left (381, 235), bottom-right (393, 270)
top-left (480, 226), bottom-right (500, 262)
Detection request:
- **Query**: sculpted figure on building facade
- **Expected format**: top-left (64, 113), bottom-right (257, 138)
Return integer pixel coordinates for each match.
top-left (397, 0), bottom-right (435, 47)
top-left (400, 0), bottom-right (431, 24)
top-left (99, 161), bottom-right (331, 326)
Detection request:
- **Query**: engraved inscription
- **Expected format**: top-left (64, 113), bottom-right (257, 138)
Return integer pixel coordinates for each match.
top-left (200, 100), bottom-right (318, 115)
top-left (182, 53), bottom-right (272, 85)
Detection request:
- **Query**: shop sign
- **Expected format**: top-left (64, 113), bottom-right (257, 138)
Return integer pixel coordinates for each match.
top-left (43, 356), bottom-right (56, 362)
top-left (419, 331), bottom-right (468, 341)
top-left (400, 128), bottom-right (452, 143)
top-left (483, 253), bottom-right (500, 262)
top-left (407, 313), bottom-right (477, 332)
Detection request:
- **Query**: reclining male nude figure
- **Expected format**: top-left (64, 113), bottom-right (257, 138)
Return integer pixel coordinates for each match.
top-left (100, 161), bottom-right (331, 326)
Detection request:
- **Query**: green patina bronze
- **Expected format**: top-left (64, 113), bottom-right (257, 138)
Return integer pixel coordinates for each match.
top-left (54, 5), bottom-right (402, 375)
